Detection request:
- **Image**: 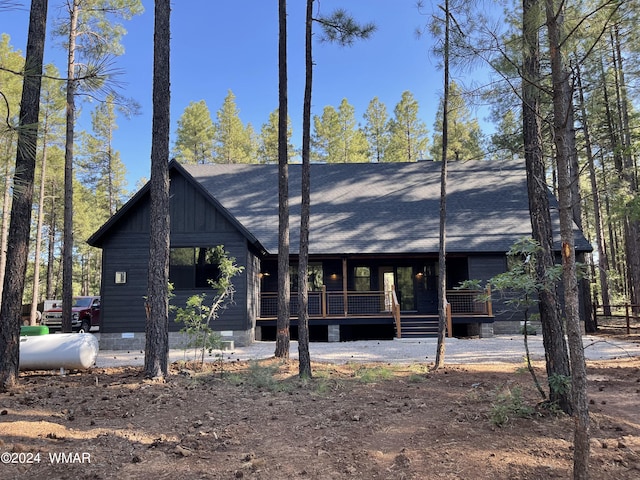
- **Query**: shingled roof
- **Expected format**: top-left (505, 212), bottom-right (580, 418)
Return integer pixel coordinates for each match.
top-left (181, 159), bottom-right (592, 256)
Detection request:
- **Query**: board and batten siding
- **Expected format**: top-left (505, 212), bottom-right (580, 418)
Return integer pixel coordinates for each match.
top-left (99, 172), bottom-right (256, 335)
top-left (99, 196), bottom-right (150, 334)
top-left (467, 255), bottom-right (518, 327)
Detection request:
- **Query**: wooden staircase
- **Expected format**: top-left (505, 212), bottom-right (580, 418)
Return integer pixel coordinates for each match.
top-left (391, 288), bottom-right (442, 339)
top-left (397, 316), bottom-right (440, 338)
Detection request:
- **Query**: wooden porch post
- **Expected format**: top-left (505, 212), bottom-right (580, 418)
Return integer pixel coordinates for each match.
top-left (321, 285), bottom-right (327, 318)
top-left (446, 302), bottom-right (452, 337)
top-left (342, 257), bottom-right (348, 316)
top-left (486, 284), bottom-right (493, 317)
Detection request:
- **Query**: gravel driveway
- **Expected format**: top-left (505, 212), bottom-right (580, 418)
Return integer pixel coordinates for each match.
top-left (95, 335), bottom-right (640, 368)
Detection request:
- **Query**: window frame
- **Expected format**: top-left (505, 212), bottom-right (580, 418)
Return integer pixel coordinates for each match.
top-left (169, 247), bottom-right (221, 290)
top-left (354, 266), bottom-right (371, 292)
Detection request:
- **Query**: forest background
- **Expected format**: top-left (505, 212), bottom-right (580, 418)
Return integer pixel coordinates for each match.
top-left (0, 0), bottom-right (639, 323)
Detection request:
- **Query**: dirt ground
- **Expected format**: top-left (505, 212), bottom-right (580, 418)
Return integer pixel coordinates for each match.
top-left (1, 334), bottom-right (639, 480)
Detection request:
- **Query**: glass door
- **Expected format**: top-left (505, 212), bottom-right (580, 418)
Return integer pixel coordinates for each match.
top-left (379, 268), bottom-right (395, 311)
top-left (396, 266), bottom-right (416, 311)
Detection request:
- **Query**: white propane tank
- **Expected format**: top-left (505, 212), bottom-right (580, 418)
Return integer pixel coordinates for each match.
top-left (19, 333), bottom-right (99, 370)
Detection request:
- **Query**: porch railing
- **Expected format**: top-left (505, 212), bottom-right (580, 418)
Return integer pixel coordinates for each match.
top-left (259, 288), bottom-right (390, 318)
top-left (447, 287), bottom-right (492, 316)
top-left (391, 289), bottom-right (401, 337)
top-left (259, 286), bottom-right (492, 319)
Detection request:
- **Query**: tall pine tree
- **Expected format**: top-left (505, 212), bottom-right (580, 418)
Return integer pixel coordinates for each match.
top-left (386, 91), bottom-right (428, 162)
top-left (173, 100), bottom-right (215, 164)
top-left (0, 0), bottom-right (48, 391)
top-left (430, 81), bottom-right (484, 161)
top-left (213, 90), bottom-right (256, 163)
top-left (144, 0), bottom-right (171, 380)
top-left (363, 97), bottom-right (390, 163)
top-left (312, 98), bottom-right (368, 163)
top-left (258, 108), bottom-right (294, 164)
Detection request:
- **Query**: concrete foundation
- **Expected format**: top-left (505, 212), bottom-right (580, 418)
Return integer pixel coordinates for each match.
top-left (327, 324), bottom-right (340, 342)
top-left (97, 328), bottom-right (253, 350)
top-left (492, 320), bottom-right (520, 335)
top-left (464, 322), bottom-right (494, 338)
top-left (480, 322), bottom-right (494, 338)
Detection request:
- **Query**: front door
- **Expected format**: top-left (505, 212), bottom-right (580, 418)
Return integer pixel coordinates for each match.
top-left (379, 268), bottom-right (395, 311)
top-left (396, 266), bottom-right (416, 311)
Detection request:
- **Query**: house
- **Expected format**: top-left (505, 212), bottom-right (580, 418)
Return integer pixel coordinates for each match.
top-left (88, 159), bottom-right (592, 349)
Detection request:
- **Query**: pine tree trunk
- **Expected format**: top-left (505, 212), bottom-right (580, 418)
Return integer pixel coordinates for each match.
top-left (545, 1), bottom-right (590, 477)
top-left (297, 0), bottom-right (314, 378)
top-left (576, 64), bottom-right (611, 317)
top-left (522, 0), bottom-right (572, 413)
top-left (434, 0), bottom-right (450, 370)
top-left (0, 156), bottom-right (13, 302)
top-left (612, 26), bottom-right (640, 311)
top-left (274, 0), bottom-right (291, 359)
top-left (46, 200), bottom-right (56, 300)
top-left (566, 88), bottom-right (595, 333)
top-left (598, 69), bottom-right (620, 290)
top-left (30, 113), bottom-right (50, 325)
top-left (62, 0), bottom-right (79, 333)
top-left (0, 0), bottom-right (48, 390)
top-left (144, 0), bottom-right (171, 380)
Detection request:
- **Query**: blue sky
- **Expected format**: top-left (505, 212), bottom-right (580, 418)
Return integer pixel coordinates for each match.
top-left (3, 0), bottom-right (491, 191)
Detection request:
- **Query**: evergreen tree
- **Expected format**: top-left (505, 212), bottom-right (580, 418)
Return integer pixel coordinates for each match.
top-left (78, 94), bottom-right (128, 217)
top-left (258, 108), bottom-right (294, 164)
top-left (363, 97), bottom-right (390, 162)
top-left (213, 90), bottom-right (256, 163)
top-left (30, 64), bottom-right (66, 323)
top-left (312, 105), bottom-right (340, 162)
top-left (73, 180), bottom-right (104, 295)
top-left (312, 98), bottom-right (368, 163)
top-left (386, 91), bottom-right (428, 162)
top-left (145, 0), bottom-right (171, 380)
top-left (0, 0), bottom-right (48, 391)
top-left (490, 109), bottom-right (521, 160)
top-left (56, 0), bottom-right (143, 332)
top-left (0, 34), bottom-right (24, 302)
top-left (245, 123), bottom-right (259, 162)
top-left (545, 0), bottom-right (590, 474)
top-left (521, 0), bottom-right (572, 415)
top-left (336, 98), bottom-right (368, 163)
top-left (293, 3), bottom-right (375, 376)
top-left (42, 146), bottom-right (65, 300)
top-left (274, 0), bottom-right (290, 359)
top-left (430, 81), bottom-right (484, 161)
top-left (173, 100), bottom-right (215, 164)
top-left (0, 34), bottom-right (23, 145)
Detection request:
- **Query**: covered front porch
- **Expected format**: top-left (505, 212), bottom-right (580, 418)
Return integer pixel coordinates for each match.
top-left (257, 255), bottom-right (494, 341)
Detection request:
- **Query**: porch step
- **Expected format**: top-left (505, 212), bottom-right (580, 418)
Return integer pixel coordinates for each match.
top-left (399, 318), bottom-right (440, 338)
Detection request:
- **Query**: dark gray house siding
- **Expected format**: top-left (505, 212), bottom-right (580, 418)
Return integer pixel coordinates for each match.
top-left (93, 167), bottom-right (259, 345)
top-left (468, 254), bottom-right (518, 332)
top-left (90, 159), bottom-right (593, 347)
top-left (99, 200), bottom-right (150, 334)
top-left (168, 172), bottom-right (252, 333)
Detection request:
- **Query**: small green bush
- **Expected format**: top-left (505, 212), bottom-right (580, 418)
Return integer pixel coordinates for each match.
top-left (548, 373), bottom-right (571, 396)
top-left (354, 365), bottom-right (394, 383)
top-left (489, 385), bottom-right (535, 427)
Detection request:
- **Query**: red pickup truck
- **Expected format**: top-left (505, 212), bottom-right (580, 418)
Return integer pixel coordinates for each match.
top-left (42, 296), bottom-right (101, 333)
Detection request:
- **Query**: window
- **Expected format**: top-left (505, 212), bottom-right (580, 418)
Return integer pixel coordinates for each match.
top-left (170, 247), bottom-right (221, 289)
top-left (354, 266), bottom-right (371, 291)
top-left (289, 263), bottom-right (324, 291)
